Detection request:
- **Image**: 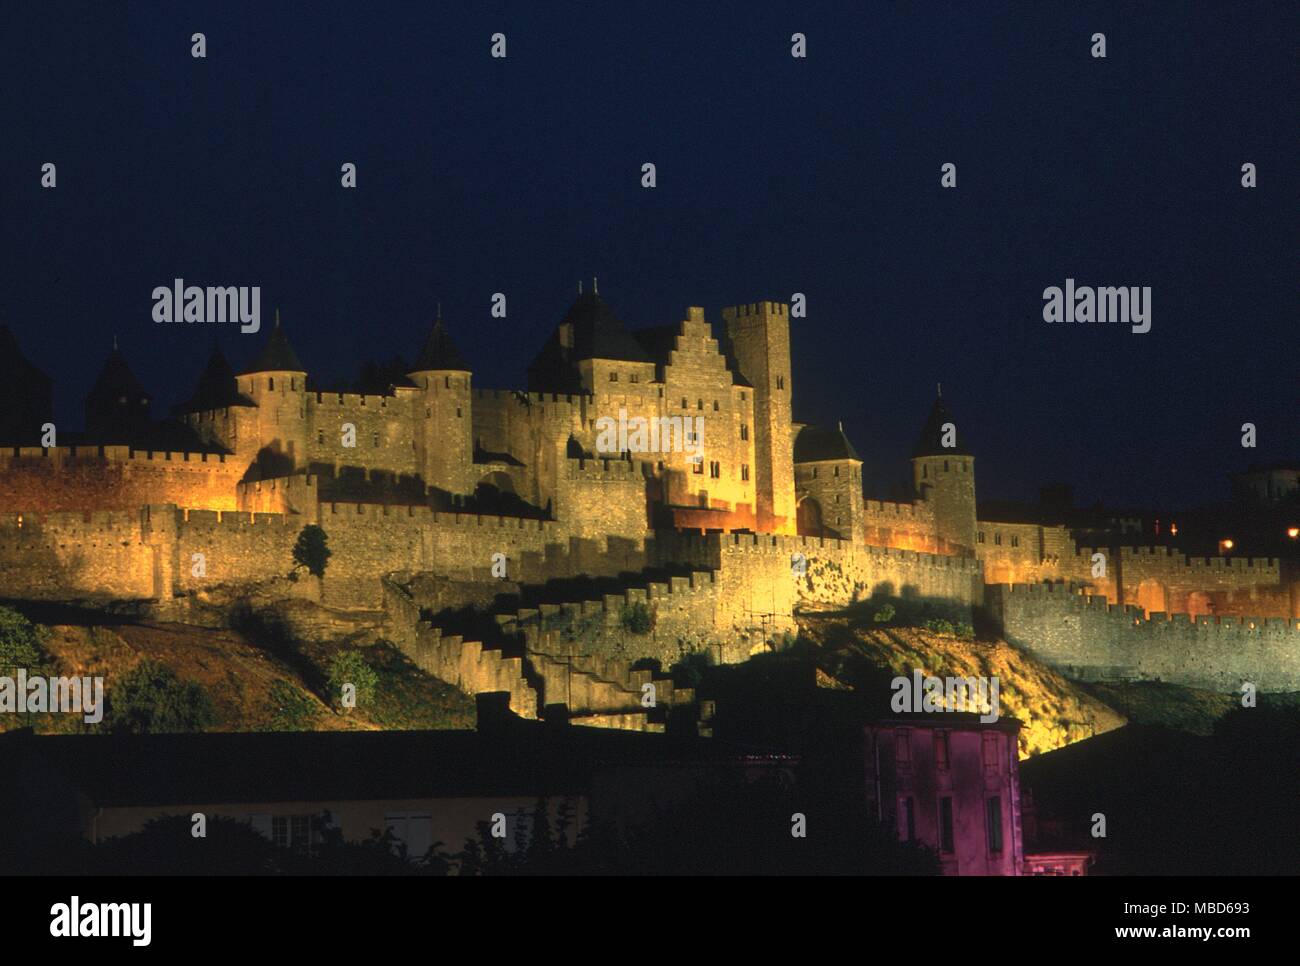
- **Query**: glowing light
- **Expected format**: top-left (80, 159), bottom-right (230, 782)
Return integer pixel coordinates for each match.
top-left (1169, 523), bottom-right (1178, 536)
top-left (1220, 539), bottom-right (1234, 551)
top-left (1288, 527), bottom-right (1299, 539)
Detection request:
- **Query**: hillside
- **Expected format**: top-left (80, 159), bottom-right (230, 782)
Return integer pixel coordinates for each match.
top-left (795, 613), bottom-right (1127, 758)
top-left (1, 619), bottom-right (477, 735)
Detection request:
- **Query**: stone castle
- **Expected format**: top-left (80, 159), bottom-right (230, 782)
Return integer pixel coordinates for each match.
top-left (1, 289), bottom-right (1298, 718)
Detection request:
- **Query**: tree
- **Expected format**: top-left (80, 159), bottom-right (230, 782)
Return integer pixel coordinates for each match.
top-left (107, 659), bottom-right (217, 734)
top-left (291, 524), bottom-right (331, 580)
top-left (0, 605), bottom-right (48, 671)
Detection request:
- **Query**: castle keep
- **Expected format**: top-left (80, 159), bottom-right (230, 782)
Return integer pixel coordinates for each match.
top-left (1, 289), bottom-right (1297, 710)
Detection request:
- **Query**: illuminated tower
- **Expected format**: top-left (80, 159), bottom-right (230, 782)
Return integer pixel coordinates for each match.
top-left (722, 300), bottom-right (796, 534)
top-left (911, 387), bottom-right (976, 554)
top-left (407, 311), bottom-right (473, 497)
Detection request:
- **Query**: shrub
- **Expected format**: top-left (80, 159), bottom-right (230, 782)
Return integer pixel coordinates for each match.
top-left (872, 604), bottom-right (896, 624)
top-left (328, 649), bottom-right (378, 710)
top-left (670, 650), bottom-right (713, 689)
top-left (924, 618), bottom-right (956, 636)
top-left (0, 606), bottom-right (48, 671)
top-left (264, 679), bottom-right (319, 731)
top-left (620, 601), bottom-right (653, 635)
top-left (108, 660), bottom-right (217, 734)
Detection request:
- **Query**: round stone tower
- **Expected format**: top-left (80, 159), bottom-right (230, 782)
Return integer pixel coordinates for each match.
top-left (407, 311), bottom-right (473, 498)
top-left (910, 388), bottom-right (977, 554)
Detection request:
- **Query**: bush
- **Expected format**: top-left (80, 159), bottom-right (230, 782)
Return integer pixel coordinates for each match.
top-left (670, 650), bottom-right (713, 689)
top-left (620, 601), bottom-right (653, 635)
top-left (292, 524), bottom-right (332, 579)
top-left (872, 604), bottom-right (896, 624)
top-left (954, 622), bottom-right (975, 639)
top-left (107, 660), bottom-right (217, 734)
top-left (924, 618), bottom-right (956, 636)
top-left (264, 679), bottom-right (319, 731)
top-left (0, 606), bottom-right (48, 671)
top-left (629, 657), bottom-right (662, 674)
top-left (328, 650), bottom-right (378, 711)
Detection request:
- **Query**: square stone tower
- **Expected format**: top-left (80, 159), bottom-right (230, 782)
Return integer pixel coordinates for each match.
top-left (722, 301), bottom-right (796, 534)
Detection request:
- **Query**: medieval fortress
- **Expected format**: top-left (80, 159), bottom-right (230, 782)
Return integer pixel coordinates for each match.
top-left (1, 290), bottom-right (1297, 723)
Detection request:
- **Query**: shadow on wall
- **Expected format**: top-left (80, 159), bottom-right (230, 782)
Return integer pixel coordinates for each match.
top-left (807, 582), bottom-right (976, 629)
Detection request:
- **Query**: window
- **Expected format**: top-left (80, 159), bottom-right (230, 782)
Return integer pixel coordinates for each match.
top-left (939, 798), bottom-right (954, 853)
top-left (444, 376), bottom-right (451, 388)
top-left (1011, 535), bottom-right (1020, 548)
top-left (268, 377), bottom-right (275, 390)
top-left (270, 814), bottom-right (314, 851)
top-left (894, 730), bottom-right (910, 763)
top-left (709, 461), bottom-right (721, 479)
top-left (682, 398), bottom-right (688, 409)
top-left (630, 374), bottom-right (639, 383)
top-left (456, 407), bottom-right (462, 418)
top-left (994, 533), bottom-right (1002, 546)
top-left (609, 372), bottom-right (618, 382)
top-left (834, 466), bottom-right (840, 477)
top-left (740, 424), bottom-right (749, 441)
top-left (317, 430), bottom-right (324, 445)
top-left (385, 812), bottom-right (434, 860)
top-left (372, 432), bottom-right (380, 448)
top-left (900, 796), bottom-right (915, 842)
top-left (713, 400), bottom-right (719, 411)
top-left (697, 399), bottom-right (703, 410)
top-left (977, 531), bottom-right (985, 543)
top-left (986, 797), bottom-right (1003, 853)
top-left (692, 459), bottom-right (704, 475)
top-left (934, 731), bottom-right (949, 769)
top-left (776, 376), bottom-right (785, 390)
top-left (983, 733), bottom-right (1000, 771)
top-left (741, 464), bottom-right (749, 482)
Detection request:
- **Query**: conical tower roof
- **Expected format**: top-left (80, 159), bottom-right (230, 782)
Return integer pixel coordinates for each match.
top-left (87, 344), bottom-right (149, 404)
top-left (242, 313), bottom-right (305, 374)
top-left (912, 388), bottom-right (969, 457)
top-left (411, 313), bottom-right (469, 372)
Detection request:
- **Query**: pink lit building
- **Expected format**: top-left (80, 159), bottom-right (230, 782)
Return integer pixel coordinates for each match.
top-left (865, 715), bottom-right (1025, 876)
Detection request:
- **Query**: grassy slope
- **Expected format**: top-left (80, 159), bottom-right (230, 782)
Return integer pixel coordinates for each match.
top-left (1, 621), bottom-right (476, 735)
top-left (796, 614), bottom-right (1127, 758)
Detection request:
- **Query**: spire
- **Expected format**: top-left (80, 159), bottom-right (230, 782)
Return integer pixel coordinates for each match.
top-left (411, 313), bottom-right (470, 372)
top-left (937, 381), bottom-right (942, 398)
top-left (912, 388), bottom-right (969, 457)
top-left (593, 276), bottom-right (598, 295)
top-left (241, 311), bottom-right (305, 374)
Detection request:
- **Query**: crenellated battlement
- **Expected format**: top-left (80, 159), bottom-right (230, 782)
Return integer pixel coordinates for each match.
top-left (989, 582), bottom-right (1300, 691)
top-left (721, 301), bottom-right (789, 319)
top-left (0, 445), bottom-right (232, 465)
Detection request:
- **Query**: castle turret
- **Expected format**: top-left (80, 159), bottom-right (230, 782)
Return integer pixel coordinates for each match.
top-left (721, 301), bottom-right (796, 534)
top-left (911, 388), bottom-right (976, 554)
top-left (407, 311), bottom-right (473, 496)
top-left (84, 340), bottom-right (152, 445)
top-left (0, 323), bottom-right (53, 445)
top-left (237, 312), bottom-right (308, 476)
top-left (526, 287), bottom-right (656, 393)
top-left (794, 422), bottom-right (864, 541)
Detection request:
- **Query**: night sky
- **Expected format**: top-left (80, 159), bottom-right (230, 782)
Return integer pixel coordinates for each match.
top-left (2, 1), bottom-right (1295, 510)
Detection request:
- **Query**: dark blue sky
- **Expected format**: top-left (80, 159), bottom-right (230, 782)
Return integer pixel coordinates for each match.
top-left (2, 1), bottom-right (1295, 509)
